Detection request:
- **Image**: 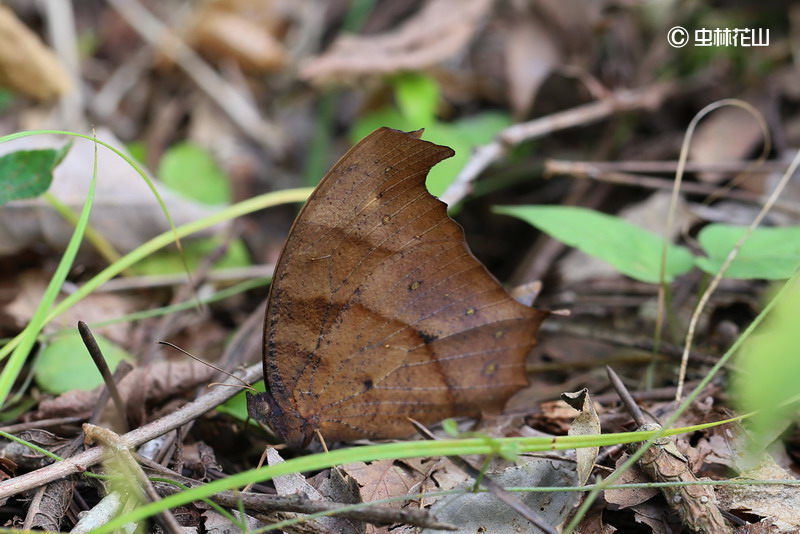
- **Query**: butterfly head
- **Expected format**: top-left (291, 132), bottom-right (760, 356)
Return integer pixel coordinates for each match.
top-left (246, 390), bottom-right (316, 449)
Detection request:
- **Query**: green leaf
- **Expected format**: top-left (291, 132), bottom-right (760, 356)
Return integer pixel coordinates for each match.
top-left (0, 144), bottom-right (71, 205)
top-left (422, 113), bottom-right (511, 196)
top-left (35, 332), bottom-right (133, 393)
top-left (441, 418), bottom-right (459, 437)
top-left (351, 111), bottom-right (511, 197)
top-left (132, 237), bottom-right (251, 276)
top-left (734, 277), bottom-right (800, 454)
top-left (495, 205), bottom-right (695, 283)
top-left (696, 224), bottom-right (800, 280)
top-left (394, 73), bottom-right (439, 126)
top-left (216, 380), bottom-right (266, 421)
top-left (158, 142), bottom-right (230, 205)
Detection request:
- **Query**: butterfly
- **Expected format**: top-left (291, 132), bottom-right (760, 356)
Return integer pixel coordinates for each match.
top-left (247, 128), bottom-right (546, 447)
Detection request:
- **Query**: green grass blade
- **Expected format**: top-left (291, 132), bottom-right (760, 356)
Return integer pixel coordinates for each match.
top-left (0, 140), bottom-right (98, 406)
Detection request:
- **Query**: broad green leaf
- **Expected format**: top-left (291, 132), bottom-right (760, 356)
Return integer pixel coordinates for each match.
top-left (734, 277), bottom-right (800, 454)
top-left (0, 144), bottom-right (71, 205)
top-left (35, 332), bottom-right (133, 393)
top-left (696, 224), bottom-right (800, 280)
top-left (158, 141), bottom-right (230, 205)
top-left (495, 205), bottom-right (694, 283)
top-left (394, 72), bottom-right (439, 126)
top-left (132, 237), bottom-right (251, 276)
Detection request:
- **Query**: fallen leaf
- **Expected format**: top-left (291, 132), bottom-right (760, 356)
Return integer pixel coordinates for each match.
top-left (503, 10), bottom-right (560, 118)
top-left (561, 388), bottom-right (600, 486)
top-left (690, 105), bottom-right (766, 186)
top-left (0, 5), bottom-right (71, 100)
top-left (422, 458), bottom-right (578, 533)
top-left (301, 0), bottom-right (493, 82)
top-left (187, 0), bottom-right (286, 72)
top-left (268, 448), bottom-right (359, 534)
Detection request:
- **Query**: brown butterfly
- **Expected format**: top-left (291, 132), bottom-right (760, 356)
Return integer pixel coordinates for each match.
top-left (247, 128), bottom-right (546, 448)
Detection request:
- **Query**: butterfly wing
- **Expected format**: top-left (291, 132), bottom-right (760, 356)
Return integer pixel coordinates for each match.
top-left (259, 128), bottom-right (545, 447)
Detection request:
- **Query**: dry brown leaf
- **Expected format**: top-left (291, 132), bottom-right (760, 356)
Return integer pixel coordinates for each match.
top-left (34, 360), bottom-right (215, 420)
top-left (187, 0), bottom-right (286, 72)
top-left (690, 106), bottom-right (766, 186)
top-left (717, 453), bottom-right (800, 532)
top-left (562, 388), bottom-right (600, 486)
top-left (604, 454), bottom-right (658, 509)
top-left (504, 11), bottom-right (560, 119)
top-left (0, 5), bottom-right (71, 101)
top-left (343, 460), bottom-right (421, 504)
top-left (341, 459), bottom-right (425, 533)
top-left (268, 448), bottom-right (359, 534)
top-left (3, 271), bottom-right (138, 345)
top-left (301, 0), bottom-right (493, 82)
top-left (0, 130), bottom-right (225, 257)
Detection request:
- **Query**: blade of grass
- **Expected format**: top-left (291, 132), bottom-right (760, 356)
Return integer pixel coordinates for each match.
top-left (0, 188), bottom-right (311, 365)
top-left (0, 138), bottom-right (99, 406)
top-left (93, 418), bottom-right (738, 533)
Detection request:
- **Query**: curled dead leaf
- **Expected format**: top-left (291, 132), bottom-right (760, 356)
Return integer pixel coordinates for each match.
top-left (301, 0), bottom-right (493, 82)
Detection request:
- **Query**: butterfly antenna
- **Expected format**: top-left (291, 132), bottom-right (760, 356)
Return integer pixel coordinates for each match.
top-left (157, 340), bottom-right (253, 389)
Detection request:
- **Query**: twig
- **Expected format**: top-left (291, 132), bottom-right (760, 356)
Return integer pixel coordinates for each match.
top-left (0, 417), bottom-right (84, 434)
top-left (410, 420), bottom-right (557, 534)
top-left (440, 82), bottom-right (676, 206)
top-left (151, 474), bottom-right (456, 530)
top-left (137, 454), bottom-right (456, 530)
top-left (0, 364), bottom-right (262, 500)
top-left (606, 367), bottom-right (731, 533)
top-left (538, 320), bottom-right (718, 366)
top-left (606, 367), bottom-right (647, 426)
top-left (40, 0), bottom-right (85, 130)
top-left (547, 159), bottom-right (786, 174)
top-left (105, 0), bottom-right (283, 156)
top-left (78, 321), bottom-right (128, 431)
top-left (545, 160), bottom-right (800, 217)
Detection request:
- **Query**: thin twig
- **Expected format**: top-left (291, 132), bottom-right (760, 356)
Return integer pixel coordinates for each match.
top-left (440, 82), bottom-right (676, 206)
top-left (545, 160), bottom-right (800, 217)
top-left (0, 364), bottom-right (262, 500)
top-left (145, 462), bottom-right (457, 531)
top-left (105, 0), bottom-right (283, 155)
top-left (78, 321), bottom-right (128, 432)
top-left (606, 366), bottom-right (647, 427)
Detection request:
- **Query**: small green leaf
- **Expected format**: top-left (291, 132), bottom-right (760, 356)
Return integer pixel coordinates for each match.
top-left (35, 332), bottom-right (133, 394)
top-left (217, 380), bottom-right (266, 422)
top-left (0, 144), bottom-right (71, 205)
top-left (441, 418), bottom-right (460, 437)
top-left (394, 72), bottom-right (439, 126)
top-left (696, 224), bottom-right (800, 280)
top-left (495, 205), bottom-right (695, 283)
top-left (132, 237), bottom-right (251, 276)
top-left (158, 142), bottom-right (230, 205)
top-left (734, 277), bottom-right (800, 455)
